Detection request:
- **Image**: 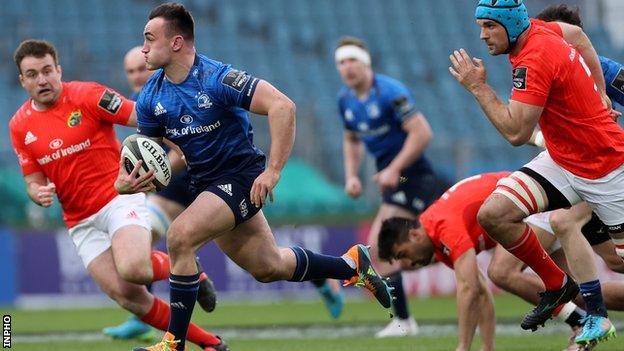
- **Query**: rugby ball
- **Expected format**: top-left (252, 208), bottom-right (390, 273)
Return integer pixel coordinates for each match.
top-left (120, 134), bottom-right (171, 191)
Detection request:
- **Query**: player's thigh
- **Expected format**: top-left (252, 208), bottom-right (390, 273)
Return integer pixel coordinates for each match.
top-left (111, 225), bottom-right (153, 281)
top-left (486, 151), bottom-right (580, 225)
top-left (214, 211), bottom-right (288, 279)
top-left (87, 248), bottom-right (148, 303)
top-left (549, 202), bottom-right (592, 234)
top-left (571, 164), bottom-right (624, 232)
top-left (104, 194), bottom-right (153, 273)
top-left (368, 203), bottom-right (416, 246)
top-left (592, 241), bottom-right (624, 273)
top-left (167, 191), bottom-right (236, 253)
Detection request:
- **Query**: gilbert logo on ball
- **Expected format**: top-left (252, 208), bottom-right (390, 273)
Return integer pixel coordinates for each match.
top-left (120, 134), bottom-right (172, 190)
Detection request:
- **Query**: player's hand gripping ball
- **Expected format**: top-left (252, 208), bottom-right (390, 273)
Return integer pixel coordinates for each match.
top-left (120, 134), bottom-right (171, 191)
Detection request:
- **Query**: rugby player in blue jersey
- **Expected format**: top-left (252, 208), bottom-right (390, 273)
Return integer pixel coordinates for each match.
top-left (126, 4), bottom-right (393, 351)
top-left (104, 46), bottom-right (217, 342)
top-left (334, 36), bottom-right (439, 337)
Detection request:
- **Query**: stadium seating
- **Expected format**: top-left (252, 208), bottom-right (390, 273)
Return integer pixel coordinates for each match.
top-left (1, 0), bottom-right (622, 224)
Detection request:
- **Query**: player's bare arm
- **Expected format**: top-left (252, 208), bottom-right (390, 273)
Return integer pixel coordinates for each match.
top-left (453, 249), bottom-right (485, 351)
top-left (557, 22), bottom-right (606, 93)
top-left (374, 113), bottom-right (432, 192)
top-left (248, 79), bottom-right (296, 207)
top-left (343, 130), bottom-right (363, 198)
top-left (477, 271), bottom-right (496, 351)
top-left (114, 159), bottom-right (156, 194)
top-left (449, 48), bottom-right (542, 145)
top-left (24, 172), bottom-right (55, 208)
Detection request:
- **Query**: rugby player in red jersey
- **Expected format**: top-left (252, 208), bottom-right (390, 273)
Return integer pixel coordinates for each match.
top-left (448, 0), bottom-right (624, 345)
top-left (379, 173), bottom-right (624, 351)
top-left (8, 39), bottom-right (226, 351)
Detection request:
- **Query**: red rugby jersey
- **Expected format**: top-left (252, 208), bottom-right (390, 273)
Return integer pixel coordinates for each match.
top-left (420, 172), bottom-right (506, 268)
top-left (9, 81), bottom-right (134, 227)
top-left (509, 19), bottom-right (624, 179)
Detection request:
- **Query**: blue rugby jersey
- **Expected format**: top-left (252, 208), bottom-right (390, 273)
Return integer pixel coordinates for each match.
top-left (337, 74), bottom-right (432, 172)
top-left (601, 56), bottom-right (624, 107)
top-left (136, 54), bottom-right (265, 184)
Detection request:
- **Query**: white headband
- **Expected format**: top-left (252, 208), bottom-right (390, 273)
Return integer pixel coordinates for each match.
top-left (335, 45), bottom-right (371, 66)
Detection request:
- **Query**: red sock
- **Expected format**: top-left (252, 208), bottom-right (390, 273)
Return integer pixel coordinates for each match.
top-left (150, 251), bottom-right (170, 282)
top-left (506, 225), bottom-right (566, 290)
top-left (141, 298), bottom-right (221, 346)
top-left (552, 304), bottom-right (565, 317)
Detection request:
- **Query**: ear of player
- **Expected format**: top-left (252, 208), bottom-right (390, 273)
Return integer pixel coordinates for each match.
top-left (121, 134), bottom-right (172, 191)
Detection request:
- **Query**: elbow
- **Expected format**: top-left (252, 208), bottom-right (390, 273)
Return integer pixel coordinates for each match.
top-left (507, 131), bottom-right (531, 146)
top-left (281, 96), bottom-right (296, 118)
top-left (424, 128), bottom-right (433, 145)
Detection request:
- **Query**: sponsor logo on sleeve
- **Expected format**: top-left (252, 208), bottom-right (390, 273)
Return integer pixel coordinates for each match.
top-left (512, 67), bottom-right (527, 90)
top-left (221, 70), bottom-right (250, 92)
top-left (392, 96), bottom-right (415, 117)
top-left (97, 90), bottom-right (123, 114)
top-left (611, 68), bottom-right (624, 95)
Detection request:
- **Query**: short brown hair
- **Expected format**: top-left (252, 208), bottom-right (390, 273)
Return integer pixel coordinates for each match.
top-left (14, 39), bottom-right (59, 74)
top-left (336, 36), bottom-right (369, 52)
top-left (378, 217), bottom-right (420, 261)
top-left (149, 2), bottom-right (195, 41)
top-left (536, 4), bottom-right (583, 29)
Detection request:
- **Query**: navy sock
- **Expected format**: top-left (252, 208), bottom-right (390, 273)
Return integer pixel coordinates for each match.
top-left (388, 272), bottom-right (410, 319)
top-left (168, 273), bottom-right (200, 350)
top-left (311, 279), bottom-right (327, 288)
top-left (579, 280), bottom-right (607, 317)
top-left (289, 247), bottom-right (356, 282)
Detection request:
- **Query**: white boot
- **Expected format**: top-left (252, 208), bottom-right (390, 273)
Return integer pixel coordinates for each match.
top-left (375, 316), bottom-right (419, 338)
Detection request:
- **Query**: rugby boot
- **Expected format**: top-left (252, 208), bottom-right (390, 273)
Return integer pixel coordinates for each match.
top-left (521, 276), bottom-right (579, 331)
top-left (575, 315), bottom-right (616, 347)
top-left (317, 279), bottom-right (345, 319)
top-left (133, 331), bottom-right (185, 351)
top-left (103, 315), bottom-right (155, 341)
top-left (196, 257), bottom-right (217, 313)
top-left (202, 336), bottom-right (230, 351)
top-left (342, 244), bottom-right (394, 309)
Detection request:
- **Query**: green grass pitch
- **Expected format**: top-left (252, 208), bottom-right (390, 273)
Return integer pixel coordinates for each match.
top-left (5, 294), bottom-right (623, 350)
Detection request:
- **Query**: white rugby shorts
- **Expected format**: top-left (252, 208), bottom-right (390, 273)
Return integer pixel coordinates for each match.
top-left (524, 211), bottom-right (561, 254)
top-left (68, 193), bottom-right (151, 268)
top-left (524, 151), bottom-right (624, 227)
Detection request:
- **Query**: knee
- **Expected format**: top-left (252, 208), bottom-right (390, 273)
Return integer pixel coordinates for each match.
top-left (487, 264), bottom-right (510, 288)
top-left (477, 203), bottom-right (501, 232)
top-left (250, 263), bottom-right (281, 283)
top-left (549, 212), bottom-right (573, 236)
top-left (105, 284), bottom-right (145, 312)
top-left (605, 256), bottom-right (624, 273)
top-left (166, 221), bottom-right (195, 257)
top-left (117, 260), bottom-right (152, 285)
